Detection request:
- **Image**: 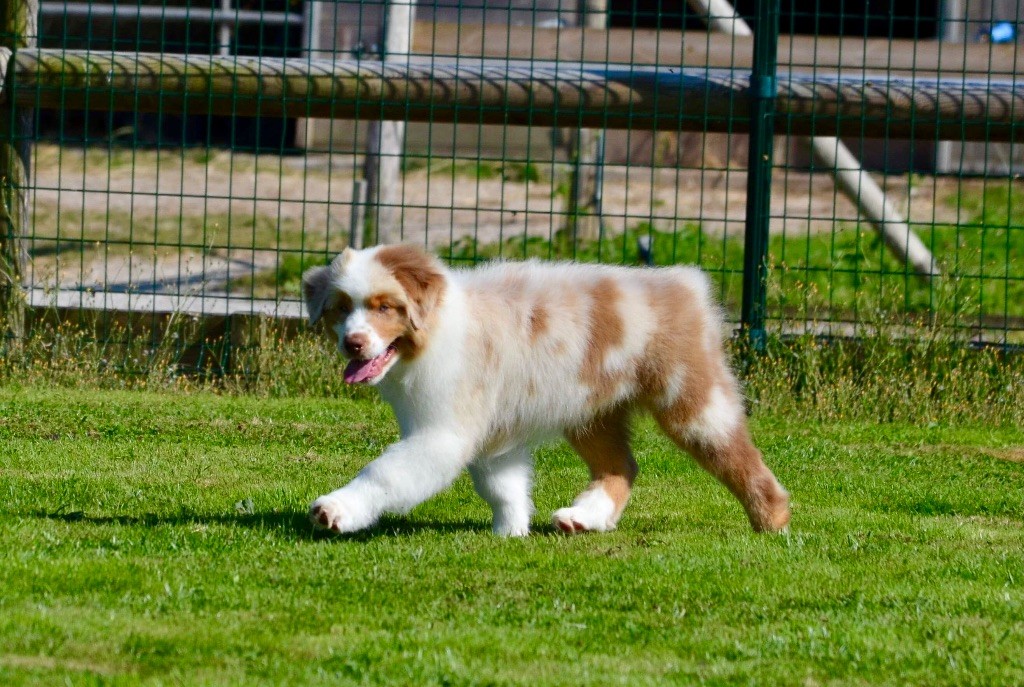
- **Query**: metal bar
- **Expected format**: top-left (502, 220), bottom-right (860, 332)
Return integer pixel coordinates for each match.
top-left (4, 49), bottom-right (1024, 142)
top-left (740, 0), bottom-right (779, 350)
top-left (37, 3), bottom-right (304, 26)
top-left (217, 0), bottom-right (232, 57)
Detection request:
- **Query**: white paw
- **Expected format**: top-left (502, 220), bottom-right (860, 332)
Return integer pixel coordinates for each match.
top-left (552, 507), bottom-right (614, 534)
top-left (309, 496), bottom-right (360, 533)
top-left (552, 489), bottom-right (618, 534)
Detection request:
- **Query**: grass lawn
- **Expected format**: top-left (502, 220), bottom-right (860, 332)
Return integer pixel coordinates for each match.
top-left (1, 386), bottom-right (1022, 685)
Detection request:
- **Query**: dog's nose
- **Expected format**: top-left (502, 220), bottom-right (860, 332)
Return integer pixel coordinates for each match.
top-left (343, 333), bottom-right (369, 358)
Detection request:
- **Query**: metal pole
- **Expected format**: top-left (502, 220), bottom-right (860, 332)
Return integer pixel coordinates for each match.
top-left (740, 0), bottom-right (778, 350)
top-left (0, 0), bottom-right (34, 349)
top-left (218, 0), bottom-right (232, 57)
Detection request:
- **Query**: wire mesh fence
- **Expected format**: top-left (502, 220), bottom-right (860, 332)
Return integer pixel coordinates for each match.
top-left (2, 0), bottom-right (1022, 377)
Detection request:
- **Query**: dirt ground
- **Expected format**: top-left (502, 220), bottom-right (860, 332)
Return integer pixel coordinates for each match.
top-left (26, 143), bottom-right (974, 296)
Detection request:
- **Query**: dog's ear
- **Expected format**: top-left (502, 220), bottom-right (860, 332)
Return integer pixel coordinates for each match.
top-left (301, 265), bottom-right (334, 326)
top-left (303, 249), bottom-right (357, 325)
top-left (375, 245), bottom-right (447, 331)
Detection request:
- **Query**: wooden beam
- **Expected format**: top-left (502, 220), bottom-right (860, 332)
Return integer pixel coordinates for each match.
top-left (411, 23), bottom-right (1023, 79)
top-left (5, 49), bottom-right (1024, 142)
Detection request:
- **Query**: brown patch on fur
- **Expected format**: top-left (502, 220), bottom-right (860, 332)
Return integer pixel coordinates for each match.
top-left (579, 278), bottom-right (628, 406)
top-left (565, 408), bottom-right (638, 519)
top-left (365, 291), bottom-right (411, 350)
top-left (301, 265), bottom-right (337, 325)
top-left (529, 304), bottom-right (549, 341)
top-left (375, 245), bottom-right (447, 357)
top-left (319, 292), bottom-right (354, 346)
top-left (638, 278), bottom-right (716, 420)
top-left (656, 413), bottom-right (789, 532)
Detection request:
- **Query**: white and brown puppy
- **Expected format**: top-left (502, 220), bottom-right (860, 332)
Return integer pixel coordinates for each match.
top-left (302, 245), bottom-right (789, 536)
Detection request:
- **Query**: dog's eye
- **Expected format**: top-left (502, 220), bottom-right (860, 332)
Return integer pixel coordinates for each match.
top-left (378, 304), bottom-right (390, 314)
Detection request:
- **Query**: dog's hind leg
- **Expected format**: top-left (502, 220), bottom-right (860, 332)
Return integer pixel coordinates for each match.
top-left (468, 448), bottom-right (534, 537)
top-left (553, 408), bottom-right (638, 534)
top-left (652, 386), bottom-right (790, 533)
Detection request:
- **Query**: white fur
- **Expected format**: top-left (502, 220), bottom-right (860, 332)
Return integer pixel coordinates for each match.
top-left (306, 250), bottom-right (733, 536)
top-left (468, 449), bottom-right (534, 536)
top-left (681, 385), bottom-right (743, 447)
top-left (552, 487), bottom-right (619, 533)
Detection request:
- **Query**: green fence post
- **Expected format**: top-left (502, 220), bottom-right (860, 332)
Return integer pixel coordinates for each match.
top-left (740, 0), bottom-right (779, 352)
top-left (0, 0), bottom-right (34, 349)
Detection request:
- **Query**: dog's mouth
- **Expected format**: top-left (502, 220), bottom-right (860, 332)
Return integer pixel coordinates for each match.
top-left (343, 343), bottom-right (399, 384)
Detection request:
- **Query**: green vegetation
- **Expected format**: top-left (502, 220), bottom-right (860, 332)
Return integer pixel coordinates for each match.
top-left (403, 157), bottom-right (545, 183)
top-left (0, 385), bottom-right (1021, 685)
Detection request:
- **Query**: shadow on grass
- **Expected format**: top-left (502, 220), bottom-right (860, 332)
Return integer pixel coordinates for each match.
top-left (30, 508), bottom-right (493, 540)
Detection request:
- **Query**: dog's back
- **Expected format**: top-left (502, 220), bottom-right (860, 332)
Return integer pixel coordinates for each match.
top-left (448, 260), bottom-right (730, 433)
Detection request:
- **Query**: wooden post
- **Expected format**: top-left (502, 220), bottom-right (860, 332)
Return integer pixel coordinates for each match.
top-left (0, 0), bottom-right (34, 347)
top-left (565, 0), bottom-right (607, 244)
top-left (363, 0), bottom-right (415, 246)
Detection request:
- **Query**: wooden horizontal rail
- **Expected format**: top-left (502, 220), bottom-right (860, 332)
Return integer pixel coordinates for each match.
top-left (27, 287), bottom-right (302, 319)
top-left (2, 48), bottom-right (1023, 141)
top-left (409, 23), bottom-right (1024, 79)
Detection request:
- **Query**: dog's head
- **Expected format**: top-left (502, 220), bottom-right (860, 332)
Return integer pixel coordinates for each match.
top-left (302, 245), bottom-right (447, 385)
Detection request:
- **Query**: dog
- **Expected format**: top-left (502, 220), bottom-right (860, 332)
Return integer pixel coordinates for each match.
top-left (301, 244), bottom-right (789, 536)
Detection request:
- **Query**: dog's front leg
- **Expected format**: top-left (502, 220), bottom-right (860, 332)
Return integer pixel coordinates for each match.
top-left (309, 430), bottom-right (472, 533)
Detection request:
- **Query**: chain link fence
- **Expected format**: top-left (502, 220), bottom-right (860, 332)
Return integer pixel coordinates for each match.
top-left (1, 0), bottom-right (1022, 375)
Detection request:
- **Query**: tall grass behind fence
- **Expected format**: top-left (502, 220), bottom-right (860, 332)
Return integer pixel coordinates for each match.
top-left (2, 0), bottom-right (1023, 380)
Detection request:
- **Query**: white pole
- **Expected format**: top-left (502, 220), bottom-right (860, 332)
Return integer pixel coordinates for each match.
top-left (294, 0), bottom-right (323, 150)
top-left (218, 0), bottom-right (232, 56)
top-left (686, 0), bottom-right (938, 277)
top-left (363, 0), bottom-right (415, 246)
top-left (566, 0), bottom-right (608, 243)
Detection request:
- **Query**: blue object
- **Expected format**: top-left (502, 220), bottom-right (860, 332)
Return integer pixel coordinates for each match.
top-left (988, 21), bottom-right (1016, 44)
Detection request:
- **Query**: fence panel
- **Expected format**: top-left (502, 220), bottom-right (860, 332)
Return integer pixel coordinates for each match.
top-left (3, 0), bottom-right (1022, 377)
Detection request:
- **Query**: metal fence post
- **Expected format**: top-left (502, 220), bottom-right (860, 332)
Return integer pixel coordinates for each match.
top-left (0, 0), bottom-right (34, 349)
top-left (740, 0), bottom-right (779, 352)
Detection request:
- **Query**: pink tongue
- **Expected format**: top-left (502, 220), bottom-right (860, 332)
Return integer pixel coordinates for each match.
top-left (344, 354), bottom-right (387, 384)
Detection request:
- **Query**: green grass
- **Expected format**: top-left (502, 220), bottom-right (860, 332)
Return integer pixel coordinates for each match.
top-left (0, 386), bottom-right (1022, 685)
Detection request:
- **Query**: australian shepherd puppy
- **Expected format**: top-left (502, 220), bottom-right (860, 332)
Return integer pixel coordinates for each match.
top-left (302, 244), bottom-right (790, 536)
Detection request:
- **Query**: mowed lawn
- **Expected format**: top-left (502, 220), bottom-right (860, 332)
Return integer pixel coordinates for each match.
top-left (1, 387), bottom-right (1022, 686)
